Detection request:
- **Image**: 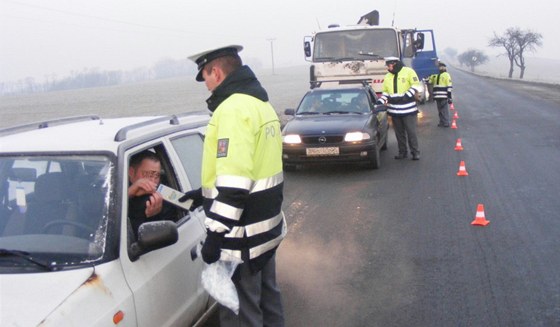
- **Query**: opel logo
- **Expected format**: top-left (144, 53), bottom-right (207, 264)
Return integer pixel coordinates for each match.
top-left (318, 136), bottom-right (327, 143)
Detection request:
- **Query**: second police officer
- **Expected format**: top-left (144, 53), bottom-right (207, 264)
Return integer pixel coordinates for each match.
top-left (378, 56), bottom-right (422, 160)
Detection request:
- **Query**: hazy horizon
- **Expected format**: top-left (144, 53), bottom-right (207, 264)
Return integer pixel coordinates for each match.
top-left (2, 0), bottom-right (559, 83)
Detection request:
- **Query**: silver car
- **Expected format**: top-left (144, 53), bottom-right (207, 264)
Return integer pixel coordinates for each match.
top-left (0, 114), bottom-right (215, 326)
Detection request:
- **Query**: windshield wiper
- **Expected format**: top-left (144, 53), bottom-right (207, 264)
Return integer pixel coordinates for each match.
top-left (357, 51), bottom-right (383, 59)
top-left (0, 248), bottom-right (54, 271)
top-left (314, 56), bottom-right (335, 61)
top-left (297, 111), bottom-right (320, 115)
top-left (324, 111), bottom-right (353, 115)
top-left (315, 57), bottom-right (359, 62)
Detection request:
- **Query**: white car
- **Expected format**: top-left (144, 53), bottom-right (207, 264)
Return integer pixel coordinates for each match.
top-left (0, 114), bottom-right (216, 326)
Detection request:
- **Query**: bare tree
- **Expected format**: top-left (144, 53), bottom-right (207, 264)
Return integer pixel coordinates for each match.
top-left (513, 29), bottom-right (543, 79)
top-left (489, 28), bottom-right (519, 78)
top-left (489, 27), bottom-right (543, 79)
top-left (458, 49), bottom-right (488, 72)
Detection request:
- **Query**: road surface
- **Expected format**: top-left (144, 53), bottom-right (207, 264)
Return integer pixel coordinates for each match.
top-left (2, 67), bottom-right (559, 326)
top-left (276, 68), bottom-right (560, 326)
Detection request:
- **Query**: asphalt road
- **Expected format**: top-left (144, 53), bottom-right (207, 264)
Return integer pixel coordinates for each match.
top-left (2, 67), bottom-right (559, 326)
top-left (275, 69), bottom-right (560, 326)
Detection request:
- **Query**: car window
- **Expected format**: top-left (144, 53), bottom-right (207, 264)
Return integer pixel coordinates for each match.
top-left (299, 90), bottom-right (370, 114)
top-left (170, 133), bottom-right (204, 190)
top-left (0, 155), bottom-right (113, 269)
top-left (126, 144), bottom-right (186, 227)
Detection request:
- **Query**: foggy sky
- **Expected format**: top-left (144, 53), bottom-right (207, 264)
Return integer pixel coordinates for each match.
top-left (1, 0), bottom-right (559, 82)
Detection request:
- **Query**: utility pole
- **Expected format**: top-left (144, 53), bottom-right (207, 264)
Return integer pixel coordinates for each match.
top-left (267, 38), bottom-right (276, 75)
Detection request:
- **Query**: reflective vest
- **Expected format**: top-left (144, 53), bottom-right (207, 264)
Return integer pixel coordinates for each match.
top-left (380, 66), bottom-right (421, 116)
top-left (432, 72), bottom-right (453, 100)
top-left (201, 93), bottom-right (286, 272)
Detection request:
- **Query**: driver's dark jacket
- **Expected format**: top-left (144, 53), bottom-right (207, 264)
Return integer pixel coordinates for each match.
top-left (128, 193), bottom-right (174, 238)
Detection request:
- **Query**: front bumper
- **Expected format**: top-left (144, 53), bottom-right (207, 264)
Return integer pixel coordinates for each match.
top-left (282, 141), bottom-right (376, 165)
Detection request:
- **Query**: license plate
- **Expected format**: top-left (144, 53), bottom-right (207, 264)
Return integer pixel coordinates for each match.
top-left (306, 147), bottom-right (339, 156)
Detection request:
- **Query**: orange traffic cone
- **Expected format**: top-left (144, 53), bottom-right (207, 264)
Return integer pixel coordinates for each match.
top-left (454, 138), bottom-right (464, 151)
top-left (453, 111), bottom-right (459, 119)
top-left (471, 204), bottom-right (490, 226)
top-left (450, 102), bottom-right (455, 110)
top-left (451, 119), bottom-right (458, 129)
top-left (457, 161), bottom-right (469, 176)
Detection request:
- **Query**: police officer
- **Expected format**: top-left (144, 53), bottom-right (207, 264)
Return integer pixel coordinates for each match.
top-left (180, 45), bottom-right (286, 327)
top-left (378, 57), bottom-right (422, 160)
top-left (432, 62), bottom-right (453, 127)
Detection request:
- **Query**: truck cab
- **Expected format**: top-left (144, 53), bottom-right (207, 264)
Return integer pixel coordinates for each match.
top-left (304, 10), bottom-right (439, 101)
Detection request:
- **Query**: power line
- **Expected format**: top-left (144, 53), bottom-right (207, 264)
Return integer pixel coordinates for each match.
top-left (2, 0), bottom-right (272, 40)
top-left (0, 13), bottom-right (186, 38)
top-left (2, 0), bottom-right (197, 36)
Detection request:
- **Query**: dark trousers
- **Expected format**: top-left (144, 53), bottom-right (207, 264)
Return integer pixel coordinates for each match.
top-left (391, 114), bottom-right (419, 156)
top-left (220, 253), bottom-right (284, 327)
top-left (436, 99), bottom-right (450, 126)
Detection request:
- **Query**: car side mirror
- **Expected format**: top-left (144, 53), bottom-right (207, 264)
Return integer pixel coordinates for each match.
top-left (129, 221), bottom-right (178, 261)
top-left (284, 108), bottom-right (295, 116)
top-left (373, 104), bottom-right (387, 113)
top-left (303, 37), bottom-right (312, 60)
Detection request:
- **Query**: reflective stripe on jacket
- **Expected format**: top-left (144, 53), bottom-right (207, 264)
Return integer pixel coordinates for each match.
top-left (202, 93), bottom-right (286, 272)
top-left (380, 66), bottom-right (421, 116)
top-left (433, 72), bottom-right (453, 100)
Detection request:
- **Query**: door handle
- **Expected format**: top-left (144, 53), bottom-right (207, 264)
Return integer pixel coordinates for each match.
top-left (190, 241), bottom-right (203, 261)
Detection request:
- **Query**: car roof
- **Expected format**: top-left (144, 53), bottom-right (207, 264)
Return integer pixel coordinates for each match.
top-left (305, 85), bottom-right (374, 98)
top-left (0, 113), bottom-right (210, 154)
top-left (308, 80), bottom-right (374, 93)
top-left (308, 86), bottom-right (369, 93)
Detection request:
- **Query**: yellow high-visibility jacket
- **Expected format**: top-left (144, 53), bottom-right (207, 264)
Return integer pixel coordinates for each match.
top-left (380, 66), bottom-right (421, 116)
top-left (432, 71), bottom-right (453, 100)
top-left (202, 92), bottom-right (286, 272)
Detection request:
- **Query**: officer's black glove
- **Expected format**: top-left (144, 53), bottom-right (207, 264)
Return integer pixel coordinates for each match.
top-left (178, 188), bottom-right (203, 210)
top-left (448, 98), bottom-right (453, 104)
top-left (201, 231), bottom-right (224, 264)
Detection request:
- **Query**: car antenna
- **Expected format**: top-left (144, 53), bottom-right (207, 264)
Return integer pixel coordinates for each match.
top-left (315, 17), bottom-right (321, 29)
top-left (392, 0), bottom-right (398, 26)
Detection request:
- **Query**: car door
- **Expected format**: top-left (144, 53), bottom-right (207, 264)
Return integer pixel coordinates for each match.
top-left (119, 132), bottom-right (208, 327)
top-left (411, 29), bottom-right (439, 79)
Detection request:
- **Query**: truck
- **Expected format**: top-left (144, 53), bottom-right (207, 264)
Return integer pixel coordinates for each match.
top-left (303, 10), bottom-right (439, 101)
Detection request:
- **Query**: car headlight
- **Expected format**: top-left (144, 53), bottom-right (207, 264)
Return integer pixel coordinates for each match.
top-left (344, 132), bottom-right (371, 142)
top-left (283, 134), bottom-right (302, 144)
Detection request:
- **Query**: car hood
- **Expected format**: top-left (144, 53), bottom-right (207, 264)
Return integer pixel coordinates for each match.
top-left (0, 267), bottom-right (94, 325)
top-left (283, 114), bottom-right (370, 135)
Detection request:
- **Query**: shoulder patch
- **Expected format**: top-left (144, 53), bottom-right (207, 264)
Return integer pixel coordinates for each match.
top-left (217, 138), bottom-right (229, 158)
top-left (413, 77), bottom-right (419, 82)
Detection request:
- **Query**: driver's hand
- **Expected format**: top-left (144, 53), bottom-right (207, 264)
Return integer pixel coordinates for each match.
top-left (128, 178), bottom-right (157, 198)
top-left (145, 192), bottom-right (163, 218)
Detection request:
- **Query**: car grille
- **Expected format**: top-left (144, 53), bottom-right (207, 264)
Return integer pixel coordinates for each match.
top-left (302, 135), bottom-right (344, 145)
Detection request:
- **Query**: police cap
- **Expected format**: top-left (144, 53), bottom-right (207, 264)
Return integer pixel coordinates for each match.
top-left (188, 45), bottom-right (243, 82)
top-left (439, 62), bottom-right (447, 67)
top-left (384, 56), bottom-right (400, 65)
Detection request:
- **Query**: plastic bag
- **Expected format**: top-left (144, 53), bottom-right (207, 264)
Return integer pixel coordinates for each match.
top-left (201, 252), bottom-right (243, 315)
